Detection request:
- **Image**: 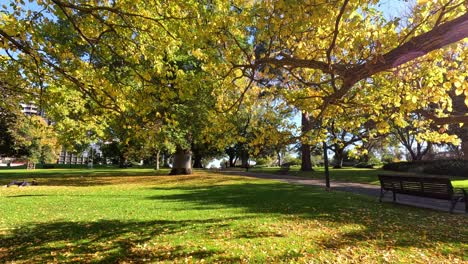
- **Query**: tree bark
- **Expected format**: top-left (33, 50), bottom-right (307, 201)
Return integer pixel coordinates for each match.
top-left (162, 153), bottom-right (171, 168)
top-left (228, 156), bottom-right (236, 167)
top-left (301, 144), bottom-right (312, 170)
top-left (333, 147), bottom-right (344, 168)
top-left (154, 150), bottom-right (160, 170)
top-left (301, 112), bottom-right (313, 171)
top-left (226, 147), bottom-right (237, 167)
top-left (323, 142), bottom-right (330, 190)
top-left (240, 148), bottom-right (249, 168)
top-left (118, 150), bottom-right (127, 168)
top-left (450, 90), bottom-right (468, 160)
top-left (193, 154), bottom-right (203, 168)
top-left (169, 149), bottom-right (192, 175)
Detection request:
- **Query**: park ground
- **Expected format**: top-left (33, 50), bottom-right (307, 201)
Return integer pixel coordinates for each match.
top-left (0, 167), bottom-right (467, 263)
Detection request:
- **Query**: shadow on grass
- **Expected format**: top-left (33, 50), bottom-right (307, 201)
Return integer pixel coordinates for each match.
top-left (4, 194), bottom-right (49, 198)
top-left (0, 168), bottom-right (171, 182)
top-left (147, 182), bottom-right (468, 257)
top-left (0, 169), bottom-right (242, 187)
top-left (0, 218), bottom-right (235, 263)
top-left (0, 169), bottom-right (176, 187)
top-left (2, 179), bottom-right (467, 262)
top-left (250, 167), bottom-right (382, 184)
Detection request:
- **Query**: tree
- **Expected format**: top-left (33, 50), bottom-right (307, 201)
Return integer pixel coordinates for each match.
top-left (229, 0), bottom-right (468, 173)
top-left (300, 112), bottom-right (314, 171)
top-left (448, 90), bottom-right (468, 159)
top-left (245, 1), bottom-right (467, 116)
top-left (213, 88), bottom-right (296, 169)
top-left (10, 115), bottom-right (60, 168)
top-left (0, 106), bottom-right (24, 158)
top-left (1, 0), bottom-right (468, 176)
top-left (1, 0), bottom-right (247, 174)
top-left (389, 112), bottom-right (460, 161)
top-left (327, 124), bottom-right (365, 168)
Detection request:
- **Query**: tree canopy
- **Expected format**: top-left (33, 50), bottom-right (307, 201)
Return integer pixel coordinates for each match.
top-left (1, 0), bottom-right (467, 171)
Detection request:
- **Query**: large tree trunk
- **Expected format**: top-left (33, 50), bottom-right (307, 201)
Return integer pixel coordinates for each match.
top-left (333, 148), bottom-right (344, 168)
top-left (407, 142), bottom-right (432, 161)
top-left (154, 150), bottom-right (160, 170)
top-left (301, 112), bottom-right (313, 171)
top-left (323, 142), bottom-right (330, 190)
top-left (301, 144), bottom-right (312, 170)
top-left (408, 149), bottom-right (418, 161)
top-left (192, 146), bottom-right (204, 168)
top-left (118, 152), bottom-right (126, 168)
top-left (277, 151), bottom-right (282, 167)
top-left (450, 90), bottom-right (468, 160)
top-left (162, 153), bottom-right (171, 168)
top-left (169, 149), bottom-right (192, 175)
top-left (240, 148), bottom-right (249, 168)
top-left (193, 154), bottom-right (203, 168)
top-left (225, 146), bottom-right (237, 167)
top-left (228, 156), bottom-right (236, 167)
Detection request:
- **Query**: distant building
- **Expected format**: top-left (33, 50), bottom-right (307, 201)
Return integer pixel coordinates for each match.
top-left (20, 103), bottom-right (40, 116)
top-left (58, 148), bottom-right (87, 164)
top-left (18, 102), bottom-right (101, 165)
top-left (58, 144), bottom-right (101, 165)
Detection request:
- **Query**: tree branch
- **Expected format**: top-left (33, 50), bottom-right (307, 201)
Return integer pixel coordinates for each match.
top-left (346, 12), bottom-right (468, 86)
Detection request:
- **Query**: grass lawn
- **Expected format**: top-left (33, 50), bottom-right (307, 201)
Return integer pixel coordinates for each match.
top-left (0, 168), bottom-right (467, 263)
top-left (250, 166), bottom-right (468, 188)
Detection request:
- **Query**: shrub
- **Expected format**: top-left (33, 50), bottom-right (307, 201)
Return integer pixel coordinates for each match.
top-left (383, 159), bottom-right (468, 177)
top-left (354, 162), bottom-right (374, 168)
top-left (255, 157), bottom-right (271, 166)
top-left (289, 157), bottom-right (302, 166)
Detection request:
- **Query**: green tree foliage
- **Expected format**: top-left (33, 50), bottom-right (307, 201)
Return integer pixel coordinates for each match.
top-left (9, 115), bottom-right (60, 166)
top-left (0, 107), bottom-right (28, 158)
top-left (1, 0), bottom-right (467, 173)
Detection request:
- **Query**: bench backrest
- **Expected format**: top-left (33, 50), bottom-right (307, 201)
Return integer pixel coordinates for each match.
top-left (378, 174), bottom-right (454, 200)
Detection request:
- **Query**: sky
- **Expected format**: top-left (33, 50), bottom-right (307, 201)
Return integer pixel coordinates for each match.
top-left (376, 0), bottom-right (414, 19)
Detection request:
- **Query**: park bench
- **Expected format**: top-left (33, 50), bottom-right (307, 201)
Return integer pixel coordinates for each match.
top-left (378, 174), bottom-right (467, 213)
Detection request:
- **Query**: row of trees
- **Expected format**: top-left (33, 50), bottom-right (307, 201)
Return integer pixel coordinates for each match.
top-left (0, 0), bottom-right (467, 174)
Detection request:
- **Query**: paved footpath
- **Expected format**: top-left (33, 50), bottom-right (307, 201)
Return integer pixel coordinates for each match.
top-left (216, 169), bottom-right (467, 215)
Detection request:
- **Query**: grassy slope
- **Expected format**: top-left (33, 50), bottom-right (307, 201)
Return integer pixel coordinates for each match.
top-left (0, 168), bottom-right (466, 263)
top-left (250, 166), bottom-right (468, 188)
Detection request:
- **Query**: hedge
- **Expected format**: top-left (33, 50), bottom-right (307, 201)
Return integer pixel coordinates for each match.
top-left (382, 159), bottom-right (468, 177)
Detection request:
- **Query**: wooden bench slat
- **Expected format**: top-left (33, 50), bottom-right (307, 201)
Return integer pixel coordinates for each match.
top-left (378, 174), bottom-right (467, 213)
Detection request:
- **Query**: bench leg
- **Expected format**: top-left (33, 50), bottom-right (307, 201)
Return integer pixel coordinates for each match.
top-left (449, 199), bottom-right (458, 214)
top-left (392, 191), bottom-right (396, 202)
top-left (462, 189), bottom-right (468, 213)
top-left (379, 188), bottom-right (384, 202)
